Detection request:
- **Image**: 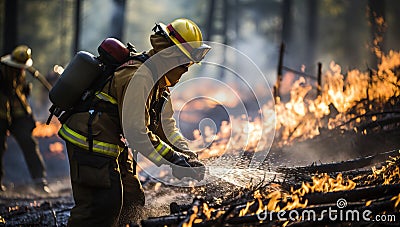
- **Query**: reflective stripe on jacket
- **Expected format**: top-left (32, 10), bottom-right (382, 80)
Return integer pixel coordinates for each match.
top-left (59, 124), bottom-right (123, 158)
top-left (95, 91), bottom-right (118, 104)
top-left (147, 140), bottom-right (173, 163)
top-left (59, 91), bottom-right (123, 158)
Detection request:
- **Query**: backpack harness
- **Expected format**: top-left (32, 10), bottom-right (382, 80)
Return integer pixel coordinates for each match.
top-left (57, 53), bottom-right (168, 158)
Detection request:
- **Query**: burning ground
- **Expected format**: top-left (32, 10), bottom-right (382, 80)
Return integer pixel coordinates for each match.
top-left (1, 49), bottom-right (400, 226)
top-left (139, 49), bottom-right (400, 226)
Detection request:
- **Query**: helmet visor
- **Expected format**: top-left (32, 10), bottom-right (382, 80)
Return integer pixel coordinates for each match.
top-left (190, 44), bottom-right (211, 63)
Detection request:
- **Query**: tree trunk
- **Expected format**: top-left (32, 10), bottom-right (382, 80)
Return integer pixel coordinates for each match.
top-left (205, 0), bottom-right (216, 41)
top-left (73, 0), bottom-right (81, 54)
top-left (110, 0), bottom-right (126, 40)
top-left (281, 0), bottom-right (293, 45)
top-left (368, 0), bottom-right (386, 68)
top-left (305, 0), bottom-right (318, 74)
top-left (344, 1), bottom-right (360, 68)
top-left (3, 0), bottom-right (18, 55)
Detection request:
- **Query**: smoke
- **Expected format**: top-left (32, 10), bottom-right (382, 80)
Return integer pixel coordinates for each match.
top-left (80, 0), bottom-right (115, 53)
top-left (2, 137), bottom-right (70, 186)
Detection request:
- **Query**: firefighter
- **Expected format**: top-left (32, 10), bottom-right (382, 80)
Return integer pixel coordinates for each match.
top-left (0, 45), bottom-right (50, 193)
top-left (58, 18), bottom-right (210, 226)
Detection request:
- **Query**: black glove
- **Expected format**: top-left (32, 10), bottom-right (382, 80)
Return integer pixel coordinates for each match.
top-left (187, 159), bottom-right (206, 181)
top-left (169, 152), bottom-right (205, 181)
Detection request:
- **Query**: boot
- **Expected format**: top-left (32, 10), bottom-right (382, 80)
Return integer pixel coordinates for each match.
top-left (0, 178), bottom-right (6, 192)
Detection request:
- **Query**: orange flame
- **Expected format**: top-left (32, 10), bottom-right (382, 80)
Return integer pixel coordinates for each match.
top-left (391, 193), bottom-right (400, 208)
top-left (189, 49), bottom-right (400, 156)
top-left (182, 205), bottom-right (199, 227)
top-left (239, 173), bottom-right (356, 216)
top-left (32, 120), bottom-right (65, 157)
top-left (292, 173), bottom-right (356, 196)
top-left (32, 120), bottom-right (61, 138)
top-left (366, 154), bottom-right (400, 185)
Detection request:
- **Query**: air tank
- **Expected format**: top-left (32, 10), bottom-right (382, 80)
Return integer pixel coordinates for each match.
top-left (49, 51), bottom-right (103, 110)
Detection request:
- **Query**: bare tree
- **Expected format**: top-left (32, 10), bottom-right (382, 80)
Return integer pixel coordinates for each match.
top-left (3, 0), bottom-right (18, 54)
top-left (281, 0), bottom-right (293, 45)
top-left (110, 0), bottom-right (126, 40)
top-left (368, 0), bottom-right (386, 68)
top-left (74, 0), bottom-right (82, 54)
top-left (305, 0), bottom-right (318, 73)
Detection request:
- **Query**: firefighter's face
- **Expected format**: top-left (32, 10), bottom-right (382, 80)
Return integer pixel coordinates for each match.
top-left (163, 56), bottom-right (192, 87)
top-left (163, 65), bottom-right (187, 86)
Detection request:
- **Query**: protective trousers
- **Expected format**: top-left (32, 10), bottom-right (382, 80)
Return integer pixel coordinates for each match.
top-left (66, 142), bottom-right (145, 227)
top-left (0, 116), bottom-right (46, 184)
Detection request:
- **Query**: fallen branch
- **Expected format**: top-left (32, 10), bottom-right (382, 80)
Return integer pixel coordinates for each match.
top-left (277, 150), bottom-right (399, 174)
top-left (304, 183), bottom-right (400, 205)
top-left (357, 116), bottom-right (400, 131)
top-left (334, 110), bottom-right (400, 129)
top-left (141, 214), bottom-right (186, 227)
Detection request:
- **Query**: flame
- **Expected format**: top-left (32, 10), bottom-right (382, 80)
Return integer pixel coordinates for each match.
top-left (32, 120), bottom-right (65, 158)
top-left (239, 173), bottom-right (355, 216)
top-left (32, 120), bottom-right (61, 138)
top-left (292, 173), bottom-right (356, 196)
top-left (365, 154), bottom-right (400, 185)
top-left (188, 49), bottom-right (400, 157)
top-left (49, 142), bottom-right (64, 153)
top-left (266, 190), bottom-right (282, 212)
top-left (239, 200), bottom-right (254, 216)
top-left (193, 114), bottom-right (273, 159)
top-left (182, 205), bottom-right (198, 227)
top-left (180, 201), bottom-right (224, 225)
top-left (202, 203), bottom-right (216, 220)
top-left (391, 193), bottom-right (400, 208)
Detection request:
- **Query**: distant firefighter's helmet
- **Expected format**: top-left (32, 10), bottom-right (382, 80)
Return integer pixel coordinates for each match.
top-left (1, 45), bottom-right (33, 68)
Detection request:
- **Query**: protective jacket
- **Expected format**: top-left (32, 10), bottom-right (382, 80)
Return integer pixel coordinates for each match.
top-left (0, 63), bottom-right (32, 122)
top-left (59, 34), bottom-right (194, 163)
top-left (0, 60), bottom-right (47, 192)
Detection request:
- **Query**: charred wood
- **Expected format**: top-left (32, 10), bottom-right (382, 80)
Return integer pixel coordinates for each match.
top-left (141, 214), bottom-right (187, 227)
top-left (277, 150), bottom-right (399, 174)
top-left (304, 184), bottom-right (400, 205)
top-left (334, 110), bottom-right (400, 129)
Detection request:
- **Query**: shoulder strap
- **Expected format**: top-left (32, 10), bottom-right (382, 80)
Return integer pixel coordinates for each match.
top-left (117, 52), bottom-right (159, 83)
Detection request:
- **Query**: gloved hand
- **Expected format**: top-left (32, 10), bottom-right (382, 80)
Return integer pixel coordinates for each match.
top-left (187, 159), bottom-right (206, 181)
top-left (168, 152), bottom-right (205, 181)
top-left (174, 148), bottom-right (198, 160)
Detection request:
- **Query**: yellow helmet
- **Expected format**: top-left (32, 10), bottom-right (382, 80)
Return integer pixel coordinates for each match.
top-left (1, 45), bottom-right (33, 68)
top-left (154, 18), bottom-right (211, 63)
